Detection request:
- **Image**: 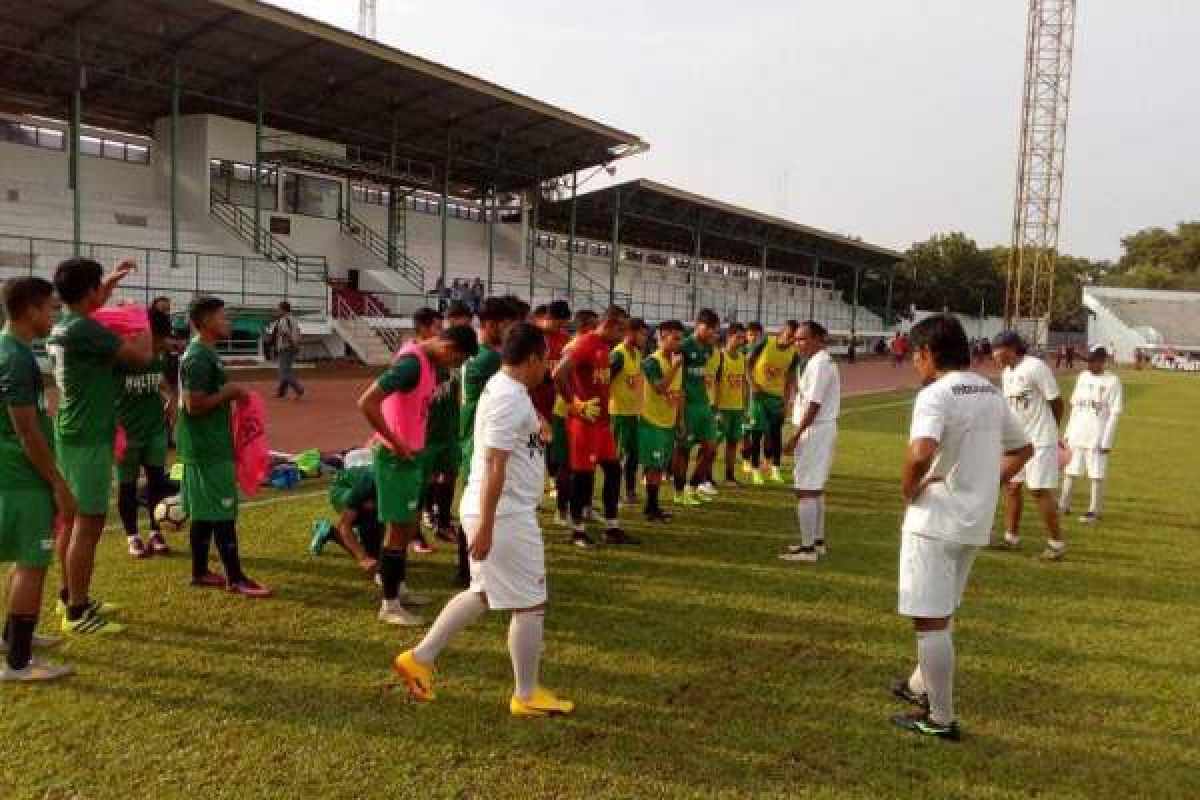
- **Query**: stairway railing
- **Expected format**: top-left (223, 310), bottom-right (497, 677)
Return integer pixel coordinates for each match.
top-left (339, 208), bottom-right (425, 291)
top-left (333, 295), bottom-right (404, 356)
top-left (209, 191), bottom-right (327, 282)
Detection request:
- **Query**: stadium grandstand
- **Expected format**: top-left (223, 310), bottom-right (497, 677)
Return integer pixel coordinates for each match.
top-left (0, 0), bottom-right (899, 363)
top-left (1083, 285), bottom-right (1200, 366)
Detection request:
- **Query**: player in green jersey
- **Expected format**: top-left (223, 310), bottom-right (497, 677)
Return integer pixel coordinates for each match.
top-left (739, 321), bottom-right (764, 473)
top-left (179, 296), bottom-right (271, 598)
top-left (115, 309), bottom-right (175, 559)
top-left (48, 258), bottom-right (152, 635)
top-left (409, 307), bottom-right (445, 555)
top-left (671, 308), bottom-right (721, 507)
top-left (0, 278), bottom-right (76, 680)
top-left (460, 297), bottom-right (520, 471)
top-left (310, 449), bottom-right (381, 574)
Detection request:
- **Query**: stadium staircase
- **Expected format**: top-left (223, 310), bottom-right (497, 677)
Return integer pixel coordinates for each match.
top-left (209, 190), bottom-right (328, 284)
top-left (337, 207), bottom-right (426, 292)
top-left (331, 290), bottom-right (403, 366)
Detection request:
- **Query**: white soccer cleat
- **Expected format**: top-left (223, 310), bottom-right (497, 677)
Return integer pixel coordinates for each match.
top-left (697, 481), bottom-right (719, 497)
top-left (378, 599), bottom-right (425, 627)
top-left (0, 659), bottom-right (74, 683)
top-left (779, 548), bottom-right (818, 563)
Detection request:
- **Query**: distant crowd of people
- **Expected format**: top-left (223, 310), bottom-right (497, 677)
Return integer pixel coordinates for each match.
top-left (431, 277), bottom-right (485, 314)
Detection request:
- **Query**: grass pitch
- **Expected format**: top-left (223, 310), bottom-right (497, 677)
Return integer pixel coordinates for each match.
top-left (1, 369), bottom-right (1197, 799)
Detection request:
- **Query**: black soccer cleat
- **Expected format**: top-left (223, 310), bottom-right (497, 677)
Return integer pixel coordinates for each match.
top-left (889, 677), bottom-right (930, 709)
top-left (892, 711), bottom-right (961, 742)
top-left (602, 528), bottom-right (641, 545)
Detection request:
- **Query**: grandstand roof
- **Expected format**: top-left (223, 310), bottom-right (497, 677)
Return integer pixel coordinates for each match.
top-left (0, 0), bottom-right (647, 189)
top-left (538, 179), bottom-right (900, 275)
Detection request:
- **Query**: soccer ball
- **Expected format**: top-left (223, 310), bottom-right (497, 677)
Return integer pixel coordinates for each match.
top-left (153, 495), bottom-right (189, 533)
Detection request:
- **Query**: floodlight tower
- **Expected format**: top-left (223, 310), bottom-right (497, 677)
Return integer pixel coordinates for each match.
top-left (1004, 0), bottom-right (1077, 342)
top-left (358, 0), bottom-right (378, 39)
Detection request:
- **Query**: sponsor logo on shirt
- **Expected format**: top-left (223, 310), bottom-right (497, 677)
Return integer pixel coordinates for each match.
top-left (950, 383), bottom-right (998, 397)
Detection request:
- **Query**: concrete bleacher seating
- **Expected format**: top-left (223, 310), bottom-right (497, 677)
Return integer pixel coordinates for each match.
top-left (0, 177), bottom-right (326, 317)
top-left (1084, 286), bottom-right (1200, 363)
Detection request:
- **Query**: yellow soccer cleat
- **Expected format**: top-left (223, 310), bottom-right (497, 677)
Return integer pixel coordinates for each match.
top-left (393, 650), bottom-right (436, 702)
top-left (510, 686), bottom-right (575, 717)
top-left (741, 459), bottom-right (753, 475)
top-left (768, 466), bottom-right (785, 483)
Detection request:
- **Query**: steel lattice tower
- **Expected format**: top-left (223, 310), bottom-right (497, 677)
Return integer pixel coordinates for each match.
top-left (1005, 0), bottom-right (1077, 340)
top-left (358, 0), bottom-right (378, 39)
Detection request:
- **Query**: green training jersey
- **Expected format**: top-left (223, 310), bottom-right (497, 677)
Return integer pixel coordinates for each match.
top-left (460, 343), bottom-right (502, 441)
top-left (46, 311), bottom-right (122, 445)
top-left (116, 354), bottom-right (166, 445)
top-left (427, 366), bottom-right (460, 442)
top-left (0, 332), bottom-right (54, 490)
top-left (375, 355), bottom-right (420, 394)
top-left (330, 465), bottom-right (375, 512)
top-left (177, 338), bottom-right (233, 464)
top-left (680, 335), bottom-right (713, 408)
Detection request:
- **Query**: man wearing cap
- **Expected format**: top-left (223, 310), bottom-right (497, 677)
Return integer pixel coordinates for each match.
top-left (992, 331), bottom-right (1067, 560)
top-left (1059, 346), bottom-right (1123, 524)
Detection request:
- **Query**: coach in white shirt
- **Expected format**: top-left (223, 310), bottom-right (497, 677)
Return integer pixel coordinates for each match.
top-left (394, 322), bottom-right (574, 717)
top-left (993, 331), bottom-right (1068, 561)
top-left (1060, 346), bottom-right (1123, 524)
top-left (780, 320), bottom-right (840, 563)
top-left (892, 315), bottom-right (1032, 741)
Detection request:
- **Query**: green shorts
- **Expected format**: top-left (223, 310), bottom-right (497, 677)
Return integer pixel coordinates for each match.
top-left (116, 432), bottom-right (168, 484)
top-left (546, 415), bottom-right (568, 470)
top-left (374, 444), bottom-right (425, 525)
top-left (611, 414), bottom-right (639, 459)
top-left (424, 439), bottom-right (461, 477)
top-left (0, 488), bottom-right (55, 568)
top-left (181, 461), bottom-right (238, 522)
top-left (638, 420), bottom-right (675, 471)
top-left (751, 394), bottom-right (785, 431)
top-left (58, 441), bottom-right (114, 517)
top-left (718, 409), bottom-right (745, 444)
top-left (679, 404), bottom-right (718, 449)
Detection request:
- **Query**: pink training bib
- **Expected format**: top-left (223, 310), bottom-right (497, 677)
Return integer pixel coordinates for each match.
top-left (232, 391), bottom-right (270, 496)
top-left (371, 341), bottom-right (435, 453)
top-left (92, 304), bottom-right (150, 337)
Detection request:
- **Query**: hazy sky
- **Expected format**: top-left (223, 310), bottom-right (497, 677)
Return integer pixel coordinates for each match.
top-left (269, 1), bottom-right (1199, 261)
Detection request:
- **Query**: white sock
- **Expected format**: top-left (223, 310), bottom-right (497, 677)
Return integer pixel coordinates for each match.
top-left (508, 610), bottom-right (545, 700)
top-left (907, 665), bottom-right (926, 695)
top-left (916, 628), bottom-right (955, 725)
top-left (815, 496), bottom-right (826, 543)
top-left (1059, 476), bottom-right (1075, 510)
top-left (795, 498), bottom-right (819, 548)
top-left (606, 518), bottom-right (619, 531)
top-left (1089, 479), bottom-right (1104, 515)
top-left (412, 591), bottom-right (487, 664)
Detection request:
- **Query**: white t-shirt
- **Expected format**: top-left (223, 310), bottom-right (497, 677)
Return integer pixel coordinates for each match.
top-left (460, 371), bottom-right (546, 518)
top-left (1064, 370), bottom-right (1123, 450)
top-left (1001, 356), bottom-right (1060, 447)
top-left (902, 371), bottom-right (1030, 546)
top-left (793, 349), bottom-right (840, 425)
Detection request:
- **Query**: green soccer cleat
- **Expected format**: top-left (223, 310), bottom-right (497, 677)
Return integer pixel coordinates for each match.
top-left (892, 711), bottom-right (961, 741)
top-left (309, 520), bottom-right (336, 556)
top-left (751, 470), bottom-right (765, 486)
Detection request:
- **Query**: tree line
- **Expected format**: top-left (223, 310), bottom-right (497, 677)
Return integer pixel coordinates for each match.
top-left (891, 220), bottom-right (1200, 330)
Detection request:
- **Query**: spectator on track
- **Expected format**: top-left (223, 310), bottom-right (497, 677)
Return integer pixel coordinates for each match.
top-left (271, 302), bottom-right (305, 400)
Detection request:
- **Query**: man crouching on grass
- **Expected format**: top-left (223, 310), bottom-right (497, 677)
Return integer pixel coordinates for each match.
top-left (394, 322), bottom-right (574, 717)
top-left (890, 315), bottom-right (1031, 740)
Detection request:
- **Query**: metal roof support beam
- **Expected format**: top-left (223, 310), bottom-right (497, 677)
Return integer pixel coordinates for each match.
top-left (609, 188), bottom-right (621, 307)
top-left (850, 265), bottom-right (861, 350)
top-left (439, 141), bottom-right (450, 302)
top-left (690, 226), bottom-right (702, 320)
top-left (528, 179), bottom-right (539, 301)
top-left (567, 171), bottom-right (578, 301)
top-left (756, 245), bottom-right (768, 322)
top-left (387, 111), bottom-right (399, 270)
top-left (70, 22), bottom-right (83, 256)
top-left (809, 256), bottom-right (820, 321)
top-left (170, 58), bottom-right (180, 267)
top-left (885, 265), bottom-right (896, 329)
top-left (254, 79), bottom-right (263, 253)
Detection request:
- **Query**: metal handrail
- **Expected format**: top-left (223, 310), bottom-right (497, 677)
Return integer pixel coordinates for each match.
top-left (338, 208), bottom-right (426, 290)
top-left (333, 295), bottom-right (404, 355)
top-left (209, 190), bottom-right (328, 283)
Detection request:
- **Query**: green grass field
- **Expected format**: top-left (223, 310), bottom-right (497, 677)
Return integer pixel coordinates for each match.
top-left (2, 369), bottom-right (1198, 799)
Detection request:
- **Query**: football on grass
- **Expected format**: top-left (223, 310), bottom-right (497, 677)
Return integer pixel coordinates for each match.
top-left (153, 495), bottom-right (189, 533)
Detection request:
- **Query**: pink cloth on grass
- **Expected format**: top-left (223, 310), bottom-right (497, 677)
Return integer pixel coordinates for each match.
top-left (232, 391), bottom-right (270, 497)
top-left (91, 304), bottom-right (150, 337)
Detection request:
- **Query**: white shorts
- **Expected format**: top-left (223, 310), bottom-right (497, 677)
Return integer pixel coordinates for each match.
top-left (793, 423), bottom-right (837, 491)
top-left (1065, 447), bottom-right (1107, 480)
top-left (897, 532), bottom-right (980, 618)
top-left (1011, 445), bottom-right (1059, 490)
top-left (462, 512), bottom-right (547, 611)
